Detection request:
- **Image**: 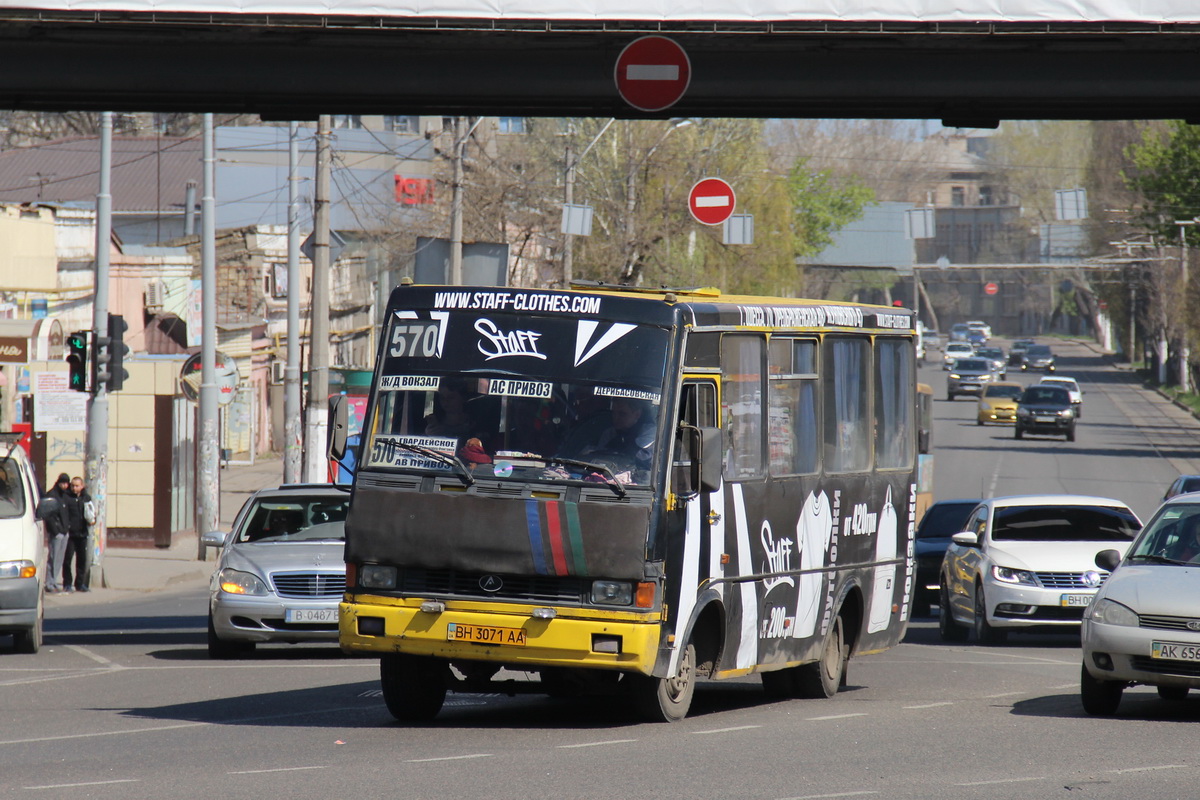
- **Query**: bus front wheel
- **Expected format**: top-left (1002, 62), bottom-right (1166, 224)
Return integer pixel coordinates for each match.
top-left (380, 654), bottom-right (448, 723)
top-left (631, 642), bottom-right (695, 722)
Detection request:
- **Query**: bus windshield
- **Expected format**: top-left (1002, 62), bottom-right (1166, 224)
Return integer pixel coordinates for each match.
top-left (363, 310), bottom-right (671, 487)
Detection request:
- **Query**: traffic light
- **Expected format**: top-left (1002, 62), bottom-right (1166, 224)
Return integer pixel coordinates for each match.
top-left (66, 331), bottom-right (89, 392)
top-left (106, 313), bottom-right (129, 392)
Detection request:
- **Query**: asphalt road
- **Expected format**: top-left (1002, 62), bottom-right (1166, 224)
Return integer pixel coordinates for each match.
top-left (5, 339), bottom-right (1200, 800)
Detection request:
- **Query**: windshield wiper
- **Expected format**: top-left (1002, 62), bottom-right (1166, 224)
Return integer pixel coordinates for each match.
top-left (1127, 553), bottom-right (1189, 566)
top-left (385, 440), bottom-right (475, 487)
top-left (543, 456), bottom-right (627, 499)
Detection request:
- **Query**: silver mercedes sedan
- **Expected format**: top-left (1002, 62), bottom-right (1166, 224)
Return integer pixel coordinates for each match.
top-left (201, 484), bottom-right (350, 658)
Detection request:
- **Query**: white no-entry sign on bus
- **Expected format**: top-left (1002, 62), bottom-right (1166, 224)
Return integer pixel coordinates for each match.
top-left (614, 36), bottom-right (691, 112)
top-left (688, 177), bottom-right (736, 226)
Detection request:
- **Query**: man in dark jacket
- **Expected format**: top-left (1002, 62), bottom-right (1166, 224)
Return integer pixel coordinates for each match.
top-left (42, 474), bottom-right (71, 593)
top-left (62, 476), bottom-right (91, 592)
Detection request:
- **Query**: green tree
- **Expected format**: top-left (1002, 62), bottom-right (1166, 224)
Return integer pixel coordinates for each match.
top-left (787, 159), bottom-right (874, 258)
top-left (1125, 120), bottom-right (1200, 242)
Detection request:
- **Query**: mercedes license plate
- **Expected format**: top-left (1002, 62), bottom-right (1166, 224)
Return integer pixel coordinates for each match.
top-left (1060, 593), bottom-right (1094, 607)
top-left (1152, 641), bottom-right (1200, 661)
top-left (446, 622), bottom-right (527, 646)
top-left (284, 608), bottom-right (338, 624)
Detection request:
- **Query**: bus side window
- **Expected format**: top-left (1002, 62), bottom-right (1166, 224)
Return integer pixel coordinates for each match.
top-left (721, 334), bottom-right (766, 480)
top-left (674, 381), bottom-right (718, 495)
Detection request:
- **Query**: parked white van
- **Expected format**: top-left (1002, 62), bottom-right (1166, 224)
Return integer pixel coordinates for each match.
top-left (0, 434), bottom-right (47, 653)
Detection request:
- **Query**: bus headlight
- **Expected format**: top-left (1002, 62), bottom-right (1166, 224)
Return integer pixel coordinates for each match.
top-left (360, 565), bottom-right (398, 590)
top-left (218, 568), bottom-right (268, 596)
top-left (591, 580), bottom-right (633, 605)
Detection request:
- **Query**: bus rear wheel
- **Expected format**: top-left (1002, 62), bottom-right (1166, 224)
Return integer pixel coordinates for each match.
top-left (380, 654), bottom-right (448, 723)
top-left (631, 641), bottom-right (695, 722)
top-left (796, 615), bottom-right (848, 699)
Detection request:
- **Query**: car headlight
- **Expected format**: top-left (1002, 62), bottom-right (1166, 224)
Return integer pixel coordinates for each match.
top-left (591, 580), bottom-right (633, 605)
top-left (949, 373), bottom-right (961, 379)
top-left (0, 559), bottom-right (36, 579)
top-left (359, 564), bottom-right (398, 590)
top-left (992, 565), bottom-right (1038, 585)
top-left (1089, 598), bottom-right (1138, 627)
top-left (217, 568), bottom-right (269, 596)
top-left (1017, 408), bottom-right (1031, 418)
top-left (1060, 408), bottom-right (1074, 418)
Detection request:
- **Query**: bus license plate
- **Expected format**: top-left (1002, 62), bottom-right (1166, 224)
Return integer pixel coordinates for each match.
top-left (284, 608), bottom-right (338, 623)
top-left (446, 622), bottom-right (527, 646)
top-left (1060, 593), bottom-right (1093, 607)
top-left (1152, 641), bottom-right (1200, 661)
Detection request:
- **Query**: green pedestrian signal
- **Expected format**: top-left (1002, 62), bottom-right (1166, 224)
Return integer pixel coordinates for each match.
top-left (66, 331), bottom-right (89, 392)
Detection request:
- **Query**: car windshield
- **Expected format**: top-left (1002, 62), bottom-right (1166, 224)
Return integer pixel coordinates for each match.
top-left (1177, 478), bottom-right (1200, 495)
top-left (1129, 505), bottom-right (1200, 561)
top-left (984, 385), bottom-right (1022, 399)
top-left (990, 505), bottom-right (1141, 542)
top-left (976, 348), bottom-right (1002, 359)
top-left (0, 459), bottom-right (25, 518)
top-left (1021, 387), bottom-right (1069, 404)
top-left (1043, 379), bottom-right (1077, 391)
top-left (237, 497), bottom-right (349, 543)
top-left (1027, 345), bottom-right (1052, 356)
top-left (956, 359), bottom-right (990, 371)
top-left (917, 501), bottom-right (978, 538)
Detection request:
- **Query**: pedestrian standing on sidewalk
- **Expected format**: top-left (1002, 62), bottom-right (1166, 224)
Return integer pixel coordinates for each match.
top-left (41, 473), bottom-right (71, 594)
top-left (62, 476), bottom-right (92, 592)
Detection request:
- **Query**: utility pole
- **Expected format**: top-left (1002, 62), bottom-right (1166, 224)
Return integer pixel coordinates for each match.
top-left (449, 116), bottom-right (466, 285)
top-left (197, 113), bottom-right (220, 554)
top-left (283, 122), bottom-right (302, 485)
top-left (85, 111), bottom-right (111, 585)
top-left (562, 140), bottom-right (574, 287)
top-left (304, 115), bottom-right (331, 483)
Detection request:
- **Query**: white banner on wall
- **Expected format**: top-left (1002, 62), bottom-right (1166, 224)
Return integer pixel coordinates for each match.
top-left (33, 372), bottom-right (87, 432)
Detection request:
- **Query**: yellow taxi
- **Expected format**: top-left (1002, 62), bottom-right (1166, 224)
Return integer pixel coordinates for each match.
top-left (976, 381), bottom-right (1024, 425)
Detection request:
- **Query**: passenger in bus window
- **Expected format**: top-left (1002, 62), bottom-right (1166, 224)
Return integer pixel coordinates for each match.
top-left (557, 387), bottom-right (611, 459)
top-left (424, 379), bottom-right (480, 438)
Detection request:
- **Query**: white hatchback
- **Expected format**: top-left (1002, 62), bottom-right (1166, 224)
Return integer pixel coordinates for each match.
top-left (939, 495), bottom-right (1142, 645)
top-left (1082, 496), bottom-right (1200, 714)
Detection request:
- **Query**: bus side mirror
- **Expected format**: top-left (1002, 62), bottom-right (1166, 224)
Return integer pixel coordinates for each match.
top-left (673, 424), bottom-right (722, 498)
top-left (328, 395), bottom-right (348, 461)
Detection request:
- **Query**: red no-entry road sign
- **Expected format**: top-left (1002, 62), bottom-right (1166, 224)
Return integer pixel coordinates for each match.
top-left (688, 177), bottom-right (736, 226)
top-left (614, 36), bottom-right (691, 113)
top-left (984, 281), bottom-right (999, 295)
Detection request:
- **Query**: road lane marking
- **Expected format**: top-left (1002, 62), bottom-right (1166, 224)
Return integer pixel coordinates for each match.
top-left (903, 702), bottom-right (954, 709)
top-left (1108, 765), bottom-right (1188, 774)
top-left (983, 691), bottom-right (1026, 698)
top-left (25, 779), bottom-right (139, 789)
top-left (777, 792), bottom-right (878, 799)
top-left (557, 739), bottom-right (638, 748)
top-left (407, 754), bottom-right (493, 763)
top-left (0, 705), bottom-right (366, 746)
top-left (956, 776), bottom-right (1045, 786)
top-left (805, 713), bottom-right (868, 721)
top-left (692, 725), bottom-right (761, 735)
top-left (230, 766), bottom-right (330, 775)
top-left (64, 644), bottom-right (120, 667)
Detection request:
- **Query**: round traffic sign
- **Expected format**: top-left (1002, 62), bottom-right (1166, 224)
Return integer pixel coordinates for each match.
top-left (614, 36), bottom-right (691, 113)
top-left (688, 177), bottom-right (736, 226)
top-left (984, 282), bottom-right (999, 296)
top-left (179, 351), bottom-right (239, 406)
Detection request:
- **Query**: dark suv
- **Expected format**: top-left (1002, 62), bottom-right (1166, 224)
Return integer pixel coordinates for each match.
top-left (1020, 344), bottom-right (1056, 373)
top-left (1015, 385), bottom-right (1076, 441)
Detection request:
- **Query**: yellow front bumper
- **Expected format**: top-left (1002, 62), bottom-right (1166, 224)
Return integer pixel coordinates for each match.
top-left (340, 596), bottom-right (662, 675)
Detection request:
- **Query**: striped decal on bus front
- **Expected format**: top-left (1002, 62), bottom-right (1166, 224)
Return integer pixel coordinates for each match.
top-left (524, 499), bottom-right (588, 576)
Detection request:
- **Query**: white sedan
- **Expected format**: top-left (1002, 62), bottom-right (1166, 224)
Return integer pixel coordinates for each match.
top-left (1039, 375), bottom-right (1083, 418)
top-left (943, 342), bottom-right (975, 370)
top-left (939, 495), bottom-right (1142, 645)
